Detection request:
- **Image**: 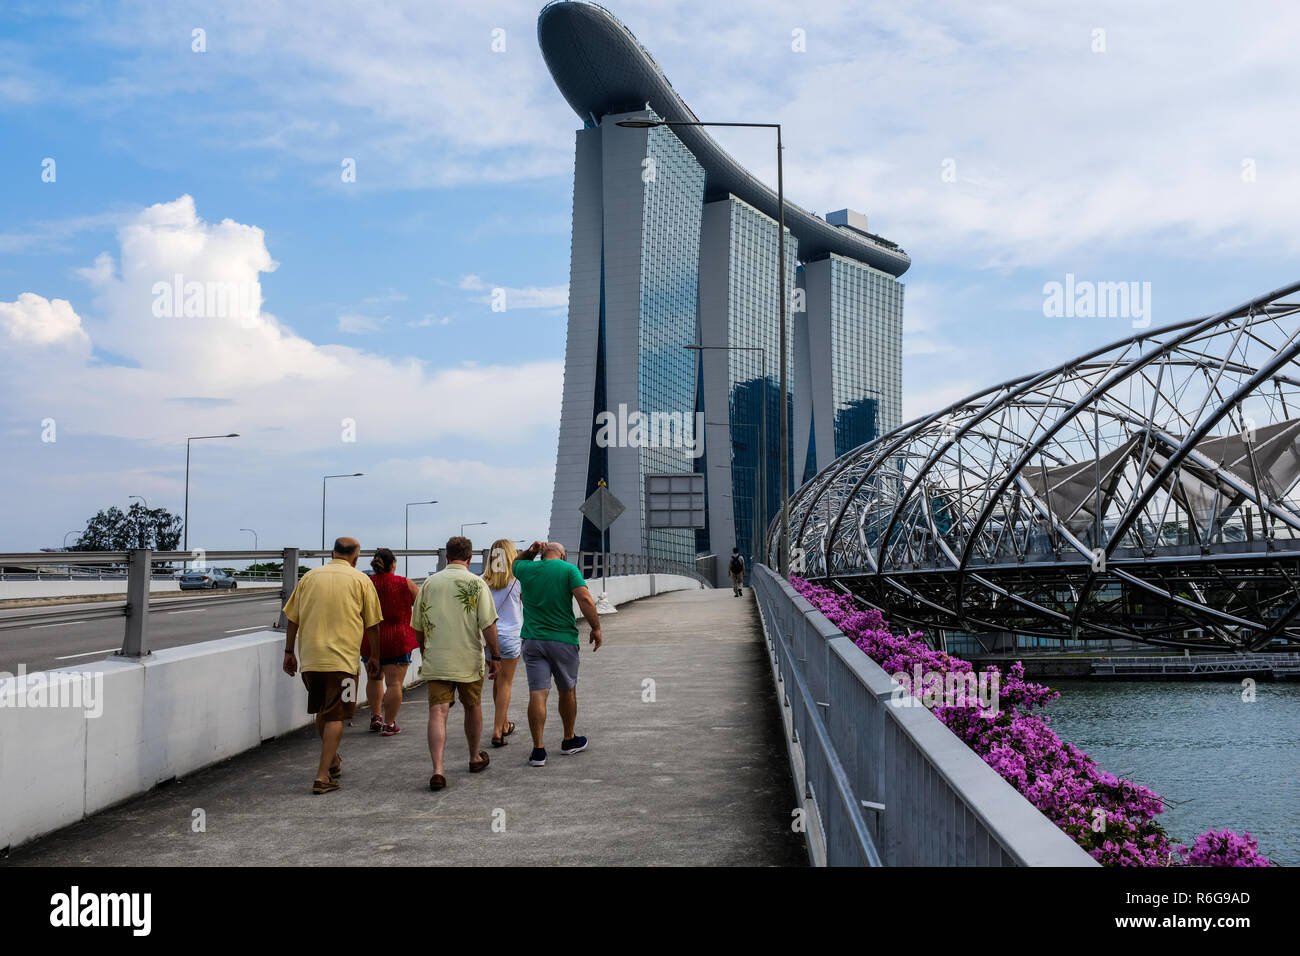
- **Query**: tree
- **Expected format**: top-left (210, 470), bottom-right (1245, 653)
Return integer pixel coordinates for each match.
top-left (72, 503), bottom-right (184, 551)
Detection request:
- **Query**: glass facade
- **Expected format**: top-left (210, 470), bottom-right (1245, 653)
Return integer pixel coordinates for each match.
top-left (719, 198), bottom-right (798, 571)
top-left (827, 253), bottom-right (904, 458)
top-left (637, 124), bottom-right (706, 566)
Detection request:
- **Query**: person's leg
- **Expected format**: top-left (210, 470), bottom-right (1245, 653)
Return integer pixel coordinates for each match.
top-left (463, 700), bottom-right (483, 761)
top-left (528, 689), bottom-right (549, 748)
top-left (493, 658), bottom-right (518, 738)
top-left (427, 701), bottom-right (450, 776)
top-left (316, 719), bottom-right (342, 783)
top-left (557, 688), bottom-right (578, 741)
top-left (382, 663), bottom-right (406, 725)
top-left (366, 672), bottom-right (383, 722)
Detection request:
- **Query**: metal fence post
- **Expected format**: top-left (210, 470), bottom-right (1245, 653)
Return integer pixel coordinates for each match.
top-left (120, 547), bottom-right (151, 657)
top-left (276, 547), bottom-right (299, 630)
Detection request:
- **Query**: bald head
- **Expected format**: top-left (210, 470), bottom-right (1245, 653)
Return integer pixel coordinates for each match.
top-left (542, 541), bottom-right (567, 560)
top-left (333, 537), bottom-right (361, 566)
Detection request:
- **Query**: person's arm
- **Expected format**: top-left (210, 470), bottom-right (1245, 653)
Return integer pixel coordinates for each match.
top-left (406, 577), bottom-right (418, 600)
top-left (282, 620), bottom-right (299, 676)
top-left (482, 621), bottom-right (501, 679)
top-left (517, 541), bottom-right (544, 562)
top-left (573, 585), bottom-right (602, 651)
top-left (363, 624), bottom-right (381, 680)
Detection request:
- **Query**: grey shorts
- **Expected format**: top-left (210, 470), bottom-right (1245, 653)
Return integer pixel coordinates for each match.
top-left (523, 639), bottom-right (580, 692)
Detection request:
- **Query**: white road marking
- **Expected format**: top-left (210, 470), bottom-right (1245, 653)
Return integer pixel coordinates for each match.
top-left (224, 625), bottom-right (268, 633)
top-left (54, 647), bottom-right (118, 660)
top-left (32, 620), bottom-right (89, 629)
top-left (166, 608), bottom-right (206, 615)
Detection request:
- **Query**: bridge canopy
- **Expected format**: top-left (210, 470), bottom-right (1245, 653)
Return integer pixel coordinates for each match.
top-left (775, 280), bottom-right (1300, 651)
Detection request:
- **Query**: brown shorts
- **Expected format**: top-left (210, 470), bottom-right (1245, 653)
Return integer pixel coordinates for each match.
top-left (427, 676), bottom-right (484, 707)
top-left (302, 671), bottom-right (358, 721)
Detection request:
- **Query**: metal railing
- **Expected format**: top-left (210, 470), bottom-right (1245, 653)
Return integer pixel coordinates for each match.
top-left (751, 563), bottom-right (1097, 867)
top-left (0, 547), bottom-right (707, 658)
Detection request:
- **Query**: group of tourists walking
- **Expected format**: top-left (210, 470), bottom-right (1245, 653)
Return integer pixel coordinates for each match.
top-left (280, 535), bottom-right (603, 794)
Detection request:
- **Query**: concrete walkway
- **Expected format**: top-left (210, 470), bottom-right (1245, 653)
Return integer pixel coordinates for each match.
top-left (4, 588), bottom-right (807, 866)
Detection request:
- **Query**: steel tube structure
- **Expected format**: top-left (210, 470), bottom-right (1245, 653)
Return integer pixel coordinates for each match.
top-left (777, 281), bottom-right (1300, 651)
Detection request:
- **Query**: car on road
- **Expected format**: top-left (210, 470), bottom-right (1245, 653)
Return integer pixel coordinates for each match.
top-left (178, 568), bottom-right (238, 590)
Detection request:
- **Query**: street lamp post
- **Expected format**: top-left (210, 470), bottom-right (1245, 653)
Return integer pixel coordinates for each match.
top-left (705, 419), bottom-right (762, 571)
top-left (128, 495), bottom-right (148, 549)
top-left (322, 473), bottom-right (364, 563)
top-left (240, 528), bottom-right (258, 551)
top-left (689, 344), bottom-right (767, 568)
top-left (624, 118), bottom-right (789, 576)
top-left (405, 500), bottom-right (438, 577)
top-left (184, 434), bottom-right (239, 554)
top-left (461, 521), bottom-right (487, 539)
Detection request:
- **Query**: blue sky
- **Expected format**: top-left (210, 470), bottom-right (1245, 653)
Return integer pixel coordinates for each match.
top-left (3, 0), bottom-right (1299, 567)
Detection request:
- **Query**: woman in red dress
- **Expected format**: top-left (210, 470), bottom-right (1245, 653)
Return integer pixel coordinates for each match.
top-left (363, 547), bottom-right (419, 736)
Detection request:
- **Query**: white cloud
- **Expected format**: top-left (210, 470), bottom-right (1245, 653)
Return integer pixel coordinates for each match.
top-left (337, 313), bottom-right (386, 334)
top-left (0, 293), bottom-right (91, 348)
top-left (459, 273), bottom-right (568, 310)
top-left (408, 315), bottom-right (454, 328)
top-left (0, 196), bottom-right (563, 452)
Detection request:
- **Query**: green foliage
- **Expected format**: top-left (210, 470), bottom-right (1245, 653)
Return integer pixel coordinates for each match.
top-left (72, 503), bottom-right (184, 551)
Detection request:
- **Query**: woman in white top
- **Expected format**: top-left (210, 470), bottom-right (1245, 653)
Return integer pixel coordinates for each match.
top-left (483, 538), bottom-right (523, 747)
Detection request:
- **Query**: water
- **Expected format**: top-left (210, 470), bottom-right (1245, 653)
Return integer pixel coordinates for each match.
top-left (1042, 679), bottom-right (1300, 865)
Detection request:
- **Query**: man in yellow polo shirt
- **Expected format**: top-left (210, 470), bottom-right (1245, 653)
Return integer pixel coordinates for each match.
top-left (282, 537), bottom-right (383, 794)
top-left (411, 535), bottom-right (501, 792)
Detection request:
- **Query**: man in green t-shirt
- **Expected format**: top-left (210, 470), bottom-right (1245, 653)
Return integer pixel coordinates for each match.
top-left (513, 540), bottom-right (602, 767)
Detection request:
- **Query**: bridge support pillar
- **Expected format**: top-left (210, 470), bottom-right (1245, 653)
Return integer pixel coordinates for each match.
top-left (119, 548), bottom-right (152, 658)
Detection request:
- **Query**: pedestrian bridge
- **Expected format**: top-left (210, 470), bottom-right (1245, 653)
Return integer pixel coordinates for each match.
top-left (1, 560), bottom-right (1093, 866)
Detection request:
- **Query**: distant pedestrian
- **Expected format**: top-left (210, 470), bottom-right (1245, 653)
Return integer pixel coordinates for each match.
top-left (411, 535), bottom-right (501, 792)
top-left (728, 547), bottom-right (746, 596)
top-left (281, 537), bottom-right (383, 795)
top-left (483, 538), bottom-right (523, 748)
top-left (513, 540), bottom-right (602, 767)
top-left (363, 547), bottom-right (419, 737)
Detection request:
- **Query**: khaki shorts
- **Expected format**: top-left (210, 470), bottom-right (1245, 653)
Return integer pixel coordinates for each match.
top-left (427, 676), bottom-right (484, 707)
top-left (302, 671), bottom-right (358, 722)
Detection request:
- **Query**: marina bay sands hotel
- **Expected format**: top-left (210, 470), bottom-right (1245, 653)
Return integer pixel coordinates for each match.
top-left (539, 1), bottom-right (910, 584)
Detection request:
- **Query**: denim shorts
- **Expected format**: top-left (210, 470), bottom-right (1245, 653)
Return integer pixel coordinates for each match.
top-left (361, 652), bottom-right (413, 667)
top-left (522, 639), bottom-right (579, 691)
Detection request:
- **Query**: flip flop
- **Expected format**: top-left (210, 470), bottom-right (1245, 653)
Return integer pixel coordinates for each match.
top-left (503, 721), bottom-right (516, 737)
top-left (312, 778), bottom-right (339, 795)
top-left (329, 755), bottom-right (342, 780)
top-left (491, 733), bottom-right (508, 748)
top-left (429, 773), bottom-right (446, 791)
top-left (469, 750), bottom-right (490, 773)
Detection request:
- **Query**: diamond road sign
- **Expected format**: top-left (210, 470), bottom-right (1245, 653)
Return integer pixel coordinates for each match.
top-left (580, 485), bottom-right (625, 533)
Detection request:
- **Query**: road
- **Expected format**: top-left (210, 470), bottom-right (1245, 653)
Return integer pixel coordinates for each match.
top-left (0, 591), bottom-right (286, 674)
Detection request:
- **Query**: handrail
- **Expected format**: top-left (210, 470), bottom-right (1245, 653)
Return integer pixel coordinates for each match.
top-left (751, 563), bottom-right (1097, 867)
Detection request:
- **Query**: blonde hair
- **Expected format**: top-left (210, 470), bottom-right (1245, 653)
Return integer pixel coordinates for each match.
top-left (482, 538), bottom-right (518, 591)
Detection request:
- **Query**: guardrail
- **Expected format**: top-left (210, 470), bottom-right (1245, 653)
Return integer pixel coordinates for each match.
top-left (0, 547), bottom-right (706, 657)
top-left (751, 563), bottom-right (1097, 867)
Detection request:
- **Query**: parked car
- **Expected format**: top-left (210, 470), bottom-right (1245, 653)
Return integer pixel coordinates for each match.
top-left (178, 568), bottom-right (238, 590)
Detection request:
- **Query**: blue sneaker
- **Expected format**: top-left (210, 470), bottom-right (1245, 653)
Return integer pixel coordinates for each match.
top-left (560, 735), bottom-right (588, 755)
top-left (528, 747), bottom-right (547, 767)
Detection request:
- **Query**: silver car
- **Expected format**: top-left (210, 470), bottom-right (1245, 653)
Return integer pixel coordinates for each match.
top-left (178, 568), bottom-right (238, 590)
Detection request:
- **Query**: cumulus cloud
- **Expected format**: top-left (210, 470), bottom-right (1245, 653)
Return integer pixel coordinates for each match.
top-left (0, 196), bottom-right (563, 452)
top-left (0, 293), bottom-right (91, 348)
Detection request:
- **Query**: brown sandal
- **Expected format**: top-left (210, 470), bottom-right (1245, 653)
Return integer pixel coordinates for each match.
top-left (329, 755), bottom-right (342, 779)
top-left (469, 750), bottom-right (490, 773)
top-left (312, 778), bottom-right (339, 795)
top-left (429, 773), bottom-right (447, 791)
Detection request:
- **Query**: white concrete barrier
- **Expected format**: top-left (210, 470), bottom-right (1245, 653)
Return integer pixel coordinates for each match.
top-left (0, 572), bottom-right (704, 850)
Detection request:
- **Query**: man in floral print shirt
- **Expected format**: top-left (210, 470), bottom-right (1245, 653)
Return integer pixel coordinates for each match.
top-left (411, 535), bottom-right (501, 791)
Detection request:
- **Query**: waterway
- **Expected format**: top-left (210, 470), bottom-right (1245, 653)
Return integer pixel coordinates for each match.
top-left (1043, 679), bottom-right (1300, 865)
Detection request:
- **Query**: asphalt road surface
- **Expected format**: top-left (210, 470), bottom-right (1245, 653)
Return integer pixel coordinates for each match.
top-left (0, 591), bottom-right (285, 674)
